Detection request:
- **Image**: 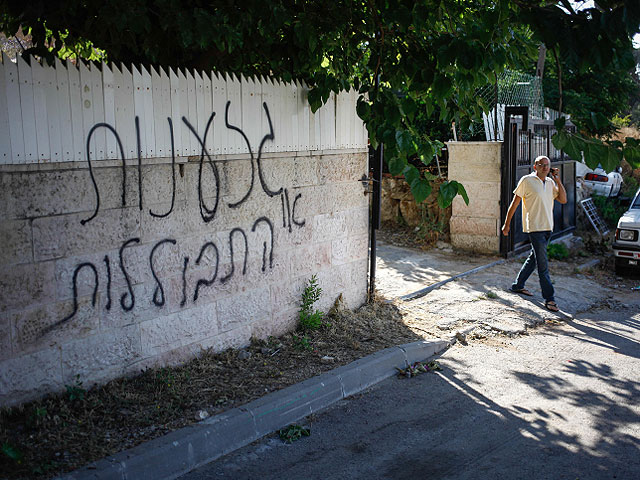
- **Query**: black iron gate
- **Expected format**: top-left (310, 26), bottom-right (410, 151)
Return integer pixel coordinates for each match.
top-left (500, 107), bottom-right (577, 256)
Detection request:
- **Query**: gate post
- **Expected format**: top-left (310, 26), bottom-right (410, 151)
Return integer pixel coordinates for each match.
top-left (500, 106), bottom-right (529, 256)
top-left (447, 141), bottom-right (504, 254)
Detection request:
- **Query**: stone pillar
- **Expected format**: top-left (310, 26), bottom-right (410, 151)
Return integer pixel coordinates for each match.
top-left (447, 141), bottom-right (503, 253)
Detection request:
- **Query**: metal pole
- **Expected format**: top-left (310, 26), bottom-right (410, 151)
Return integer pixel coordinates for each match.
top-left (369, 142), bottom-right (383, 301)
top-left (368, 72), bottom-right (383, 302)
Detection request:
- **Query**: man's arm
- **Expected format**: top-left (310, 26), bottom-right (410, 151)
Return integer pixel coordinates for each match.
top-left (551, 168), bottom-right (567, 204)
top-left (501, 195), bottom-right (522, 236)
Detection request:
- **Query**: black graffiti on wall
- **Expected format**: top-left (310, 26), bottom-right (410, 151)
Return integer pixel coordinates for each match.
top-left (193, 242), bottom-right (219, 302)
top-left (119, 238), bottom-right (140, 312)
top-left (82, 124), bottom-right (128, 225)
top-left (82, 102), bottom-right (284, 225)
top-left (182, 112), bottom-right (220, 223)
top-left (50, 101), bottom-right (314, 332)
top-left (53, 214), bottom-right (282, 328)
top-left (281, 188), bottom-right (306, 232)
top-left (150, 239), bottom-right (177, 307)
top-left (149, 119), bottom-right (177, 218)
top-left (252, 217), bottom-right (274, 272)
top-left (220, 228), bottom-right (248, 284)
top-left (43, 263), bottom-right (99, 334)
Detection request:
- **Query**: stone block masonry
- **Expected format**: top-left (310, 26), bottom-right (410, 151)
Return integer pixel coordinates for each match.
top-left (0, 60), bottom-right (370, 406)
top-left (447, 141), bottom-right (503, 254)
top-left (0, 148), bottom-right (369, 407)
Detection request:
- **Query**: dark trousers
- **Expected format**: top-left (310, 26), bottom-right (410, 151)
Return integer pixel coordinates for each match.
top-left (511, 230), bottom-right (555, 302)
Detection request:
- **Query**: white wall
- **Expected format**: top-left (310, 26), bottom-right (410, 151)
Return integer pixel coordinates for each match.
top-left (0, 55), bottom-right (367, 164)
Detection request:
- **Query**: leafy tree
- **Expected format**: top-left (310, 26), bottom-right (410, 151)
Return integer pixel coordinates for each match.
top-left (2, 0), bottom-right (640, 204)
top-left (543, 52), bottom-right (639, 136)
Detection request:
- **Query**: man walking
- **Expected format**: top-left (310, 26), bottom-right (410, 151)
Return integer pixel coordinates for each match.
top-left (501, 155), bottom-right (567, 312)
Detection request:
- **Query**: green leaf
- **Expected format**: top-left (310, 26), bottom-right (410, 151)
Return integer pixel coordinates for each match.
top-left (2, 442), bottom-right (22, 463)
top-left (401, 96), bottom-right (418, 119)
top-left (307, 89), bottom-right (322, 113)
top-left (588, 111), bottom-right (609, 132)
top-left (552, 130), bottom-right (568, 152)
top-left (456, 181), bottom-right (469, 205)
top-left (395, 130), bottom-right (416, 155)
top-left (387, 156), bottom-right (405, 176)
top-left (356, 98), bottom-right (371, 121)
top-left (395, 130), bottom-right (409, 151)
top-left (601, 145), bottom-right (622, 173)
top-left (402, 164), bottom-right (420, 188)
top-left (308, 34), bottom-right (317, 52)
top-left (563, 134), bottom-right (584, 162)
top-left (554, 117), bottom-right (567, 130)
top-left (582, 141), bottom-right (606, 170)
top-left (625, 137), bottom-right (640, 148)
top-left (410, 177), bottom-right (432, 204)
top-left (383, 128), bottom-right (396, 146)
top-left (437, 181), bottom-right (459, 209)
top-left (432, 75), bottom-right (452, 99)
top-left (624, 145), bottom-right (640, 169)
top-left (424, 98), bottom-right (434, 117)
top-left (384, 103), bottom-right (401, 125)
top-left (403, 165), bottom-right (432, 203)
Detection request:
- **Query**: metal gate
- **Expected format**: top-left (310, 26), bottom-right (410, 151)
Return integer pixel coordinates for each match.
top-left (500, 106), bottom-right (577, 256)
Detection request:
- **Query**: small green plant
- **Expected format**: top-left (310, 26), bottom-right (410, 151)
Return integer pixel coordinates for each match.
top-left (583, 234), bottom-right (610, 255)
top-left (416, 205), bottom-right (447, 245)
top-left (485, 291), bottom-right (498, 299)
top-left (65, 375), bottom-right (86, 401)
top-left (156, 368), bottom-right (176, 388)
top-left (292, 334), bottom-right (312, 351)
top-left (27, 406), bottom-right (48, 428)
top-left (1, 441), bottom-right (23, 463)
top-left (547, 243), bottom-right (569, 260)
top-left (621, 175), bottom-right (639, 198)
top-left (591, 194), bottom-right (627, 228)
top-left (279, 424), bottom-right (310, 443)
top-left (299, 275), bottom-right (324, 330)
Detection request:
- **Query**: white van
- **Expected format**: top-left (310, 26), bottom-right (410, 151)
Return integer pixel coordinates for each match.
top-left (613, 187), bottom-right (640, 276)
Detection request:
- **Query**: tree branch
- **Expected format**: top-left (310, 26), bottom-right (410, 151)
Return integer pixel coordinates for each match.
top-left (552, 46), bottom-right (563, 113)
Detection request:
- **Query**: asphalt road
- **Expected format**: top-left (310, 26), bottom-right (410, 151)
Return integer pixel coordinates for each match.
top-left (181, 294), bottom-right (640, 480)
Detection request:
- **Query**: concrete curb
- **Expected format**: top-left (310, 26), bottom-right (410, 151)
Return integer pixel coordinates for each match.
top-left (58, 339), bottom-right (449, 480)
top-left (576, 258), bottom-right (600, 271)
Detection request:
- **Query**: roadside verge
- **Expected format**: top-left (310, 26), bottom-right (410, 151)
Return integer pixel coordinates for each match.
top-left (59, 339), bottom-right (449, 480)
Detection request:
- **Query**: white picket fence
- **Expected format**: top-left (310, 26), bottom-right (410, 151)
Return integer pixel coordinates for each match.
top-left (482, 104), bottom-right (567, 142)
top-left (0, 55), bottom-right (368, 165)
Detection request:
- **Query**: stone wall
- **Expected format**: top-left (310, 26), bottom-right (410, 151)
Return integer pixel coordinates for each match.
top-left (447, 142), bottom-right (503, 253)
top-left (0, 151), bottom-right (369, 407)
top-left (380, 176), bottom-right (450, 231)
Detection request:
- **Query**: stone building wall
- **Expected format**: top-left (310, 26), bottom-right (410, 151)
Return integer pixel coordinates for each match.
top-left (0, 150), bottom-right (369, 407)
top-left (447, 141), bottom-right (503, 253)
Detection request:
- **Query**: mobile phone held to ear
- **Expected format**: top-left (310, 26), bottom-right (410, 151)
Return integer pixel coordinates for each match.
top-left (549, 167), bottom-right (559, 178)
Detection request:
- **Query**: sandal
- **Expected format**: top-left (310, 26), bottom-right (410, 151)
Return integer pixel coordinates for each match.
top-left (511, 288), bottom-right (533, 297)
top-left (545, 300), bottom-right (559, 312)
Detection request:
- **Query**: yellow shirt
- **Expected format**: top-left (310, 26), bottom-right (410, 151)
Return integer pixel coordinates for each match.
top-left (513, 172), bottom-right (558, 233)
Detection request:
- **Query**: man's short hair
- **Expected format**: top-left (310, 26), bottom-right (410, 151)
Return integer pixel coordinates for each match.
top-left (534, 155), bottom-right (550, 166)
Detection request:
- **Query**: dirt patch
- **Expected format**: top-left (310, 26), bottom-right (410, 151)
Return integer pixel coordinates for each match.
top-left (377, 220), bottom-right (445, 250)
top-left (0, 298), bottom-right (426, 479)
